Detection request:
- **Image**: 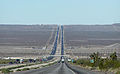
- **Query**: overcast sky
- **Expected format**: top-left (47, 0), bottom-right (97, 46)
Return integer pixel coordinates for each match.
top-left (0, 0), bottom-right (120, 25)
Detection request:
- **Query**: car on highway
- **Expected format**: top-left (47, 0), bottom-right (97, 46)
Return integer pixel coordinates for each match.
top-left (67, 58), bottom-right (71, 62)
top-left (61, 58), bottom-right (64, 63)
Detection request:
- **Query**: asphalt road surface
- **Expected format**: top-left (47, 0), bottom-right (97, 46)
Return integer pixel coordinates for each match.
top-left (13, 25), bottom-right (107, 74)
top-left (13, 60), bottom-right (104, 74)
top-left (13, 62), bottom-right (75, 74)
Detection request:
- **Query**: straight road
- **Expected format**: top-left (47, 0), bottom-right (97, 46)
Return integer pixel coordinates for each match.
top-left (13, 60), bottom-right (102, 74)
top-left (13, 25), bottom-right (106, 74)
top-left (13, 62), bottom-right (75, 74)
top-left (13, 25), bottom-right (75, 74)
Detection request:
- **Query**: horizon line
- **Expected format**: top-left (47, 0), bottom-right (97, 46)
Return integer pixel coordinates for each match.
top-left (0, 23), bottom-right (120, 25)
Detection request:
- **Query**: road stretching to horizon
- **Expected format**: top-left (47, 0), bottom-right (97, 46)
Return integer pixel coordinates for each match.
top-left (13, 25), bottom-right (104, 74)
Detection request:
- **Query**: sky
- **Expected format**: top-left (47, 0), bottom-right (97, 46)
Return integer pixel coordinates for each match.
top-left (0, 0), bottom-right (120, 25)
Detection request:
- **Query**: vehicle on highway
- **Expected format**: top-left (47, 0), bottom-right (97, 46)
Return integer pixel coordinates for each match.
top-left (67, 58), bottom-right (71, 62)
top-left (61, 58), bottom-right (64, 63)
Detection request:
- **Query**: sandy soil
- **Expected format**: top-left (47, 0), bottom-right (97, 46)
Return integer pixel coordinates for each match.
top-left (0, 25), bottom-right (57, 57)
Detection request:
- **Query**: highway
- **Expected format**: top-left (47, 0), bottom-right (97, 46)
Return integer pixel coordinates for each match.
top-left (14, 62), bottom-right (76, 74)
top-left (47, 26), bottom-right (59, 60)
top-left (13, 60), bottom-right (100, 74)
top-left (13, 25), bottom-right (104, 74)
top-left (13, 25), bottom-right (76, 74)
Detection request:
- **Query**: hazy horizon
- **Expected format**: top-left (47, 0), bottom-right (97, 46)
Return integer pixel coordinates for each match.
top-left (0, 23), bottom-right (120, 25)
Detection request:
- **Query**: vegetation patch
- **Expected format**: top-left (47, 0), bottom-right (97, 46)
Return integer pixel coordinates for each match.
top-left (1, 68), bottom-right (11, 73)
top-left (31, 67), bottom-right (40, 69)
top-left (72, 52), bottom-right (120, 73)
top-left (0, 59), bottom-right (15, 64)
top-left (116, 71), bottom-right (120, 74)
top-left (16, 69), bottom-right (22, 71)
top-left (21, 68), bottom-right (30, 71)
